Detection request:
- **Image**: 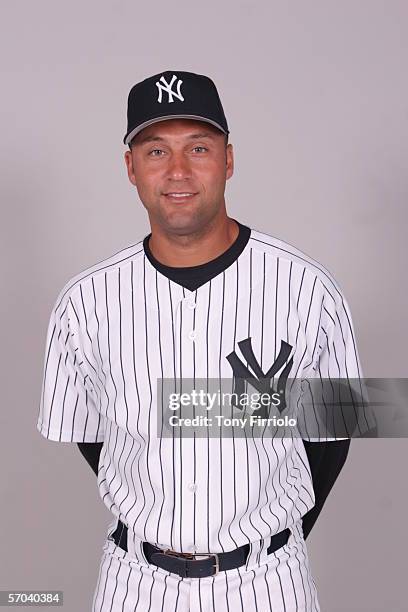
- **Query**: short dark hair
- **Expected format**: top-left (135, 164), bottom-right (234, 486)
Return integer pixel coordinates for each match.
top-left (128, 131), bottom-right (229, 151)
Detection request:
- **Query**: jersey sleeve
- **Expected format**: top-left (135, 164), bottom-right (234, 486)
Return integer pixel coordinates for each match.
top-left (298, 278), bottom-right (376, 442)
top-left (37, 288), bottom-right (105, 443)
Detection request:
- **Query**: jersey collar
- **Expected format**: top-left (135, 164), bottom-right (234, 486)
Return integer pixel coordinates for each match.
top-left (143, 219), bottom-right (251, 291)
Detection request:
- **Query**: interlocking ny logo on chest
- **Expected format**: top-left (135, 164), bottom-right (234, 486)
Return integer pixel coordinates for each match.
top-left (226, 338), bottom-right (294, 418)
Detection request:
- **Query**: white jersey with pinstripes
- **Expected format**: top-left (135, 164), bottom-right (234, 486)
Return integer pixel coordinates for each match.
top-left (37, 224), bottom-right (364, 557)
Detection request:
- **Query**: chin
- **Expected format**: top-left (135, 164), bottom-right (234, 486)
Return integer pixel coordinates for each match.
top-left (162, 206), bottom-right (197, 222)
top-left (162, 211), bottom-right (207, 235)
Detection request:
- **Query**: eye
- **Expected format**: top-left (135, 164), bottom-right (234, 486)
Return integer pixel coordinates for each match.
top-left (193, 146), bottom-right (208, 153)
top-left (148, 149), bottom-right (165, 156)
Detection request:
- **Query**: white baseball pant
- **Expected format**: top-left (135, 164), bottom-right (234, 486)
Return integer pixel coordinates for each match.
top-left (91, 519), bottom-right (320, 611)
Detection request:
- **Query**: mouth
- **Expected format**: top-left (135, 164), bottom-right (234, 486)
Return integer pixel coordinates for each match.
top-left (162, 192), bottom-right (198, 202)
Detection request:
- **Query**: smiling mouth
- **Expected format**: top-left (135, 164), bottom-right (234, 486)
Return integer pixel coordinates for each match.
top-left (163, 193), bottom-right (198, 201)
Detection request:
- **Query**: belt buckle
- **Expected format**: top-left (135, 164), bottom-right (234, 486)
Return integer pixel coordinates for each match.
top-left (191, 552), bottom-right (220, 576)
top-left (162, 549), bottom-right (220, 576)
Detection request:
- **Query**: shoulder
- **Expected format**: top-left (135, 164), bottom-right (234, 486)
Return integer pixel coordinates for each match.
top-left (49, 239), bottom-right (145, 314)
top-left (248, 225), bottom-right (346, 307)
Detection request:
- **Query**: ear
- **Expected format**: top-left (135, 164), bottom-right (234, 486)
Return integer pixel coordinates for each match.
top-left (124, 150), bottom-right (137, 186)
top-left (226, 143), bottom-right (234, 180)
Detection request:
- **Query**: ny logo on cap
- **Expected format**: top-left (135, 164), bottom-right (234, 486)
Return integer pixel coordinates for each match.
top-left (156, 74), bottom-right (184, 103)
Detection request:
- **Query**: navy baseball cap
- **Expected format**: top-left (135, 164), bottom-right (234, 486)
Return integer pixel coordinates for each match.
top-left (123, 70), bottom-right (229, 146)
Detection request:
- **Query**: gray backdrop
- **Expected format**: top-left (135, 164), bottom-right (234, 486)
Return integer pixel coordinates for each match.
top-left (1, 1), bottom-right (407, 610)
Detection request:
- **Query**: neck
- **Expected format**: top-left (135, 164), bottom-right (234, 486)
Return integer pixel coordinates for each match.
top-left (147, 215), bottom-right (239, 267)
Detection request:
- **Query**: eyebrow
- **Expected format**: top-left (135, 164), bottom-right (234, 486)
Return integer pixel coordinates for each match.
top-left (137, 131), bottom-right (217, 145)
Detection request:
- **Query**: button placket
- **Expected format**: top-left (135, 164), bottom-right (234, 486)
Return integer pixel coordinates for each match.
top-left (182, 295), bottom-right (200, 557)
top-left (183, 293), bottom-right (197, 341)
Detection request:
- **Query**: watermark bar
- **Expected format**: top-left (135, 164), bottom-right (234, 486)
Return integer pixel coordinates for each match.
top-left (155, 378), bottom-right (408, 439)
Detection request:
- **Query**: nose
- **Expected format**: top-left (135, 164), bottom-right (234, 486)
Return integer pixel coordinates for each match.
top-left (166, 151), bottom-right (192, 181)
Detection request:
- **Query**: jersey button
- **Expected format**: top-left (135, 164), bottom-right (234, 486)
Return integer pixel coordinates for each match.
top-left (188, 482), bottom-right (197, 492)
top-left (188, 330), bottom-right (196, 340)
top-left (188, 301), bottom-right (196, 309)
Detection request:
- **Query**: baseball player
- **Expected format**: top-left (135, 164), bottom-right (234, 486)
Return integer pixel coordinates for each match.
top-left (37, 70), bottom-right (370, 611)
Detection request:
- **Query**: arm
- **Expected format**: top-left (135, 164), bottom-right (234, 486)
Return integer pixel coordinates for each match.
top-left (77, 442), bottom-right (103, 476)
top-left (302, 439), bottom-right (351, 539)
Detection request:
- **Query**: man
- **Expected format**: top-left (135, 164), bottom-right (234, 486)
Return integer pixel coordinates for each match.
top-left (37, 70), bottom-right (366, 611)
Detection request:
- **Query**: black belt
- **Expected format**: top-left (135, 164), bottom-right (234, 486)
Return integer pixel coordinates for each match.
top-left (110, 519), bottom-right (290, 578)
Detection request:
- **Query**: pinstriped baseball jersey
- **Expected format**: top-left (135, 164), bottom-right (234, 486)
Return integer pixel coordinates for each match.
top-left (37, 220), bottom-right (364, 556)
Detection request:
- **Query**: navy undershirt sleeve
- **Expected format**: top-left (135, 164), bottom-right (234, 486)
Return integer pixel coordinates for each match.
top-left (77, 442), bottom-right (103, 476)
top-left (301, 439), bottom-right (351, 539)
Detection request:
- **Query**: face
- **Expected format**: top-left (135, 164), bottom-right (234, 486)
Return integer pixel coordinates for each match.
top-left (124, 118), bottom-right (234, 235)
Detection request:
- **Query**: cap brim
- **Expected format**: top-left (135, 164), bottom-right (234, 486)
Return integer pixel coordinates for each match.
top-left (124, 114), bottom-right (228, 145)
